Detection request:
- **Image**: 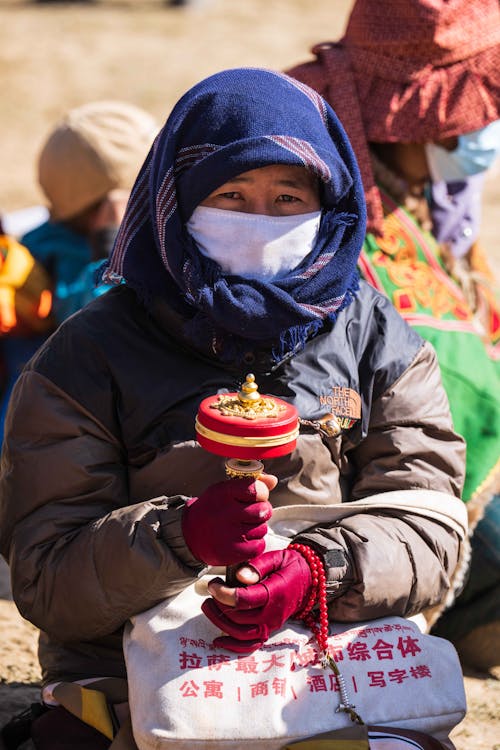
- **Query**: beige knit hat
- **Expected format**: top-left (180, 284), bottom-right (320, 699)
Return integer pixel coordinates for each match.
top-left (38, 101), bottom-right (158, 221)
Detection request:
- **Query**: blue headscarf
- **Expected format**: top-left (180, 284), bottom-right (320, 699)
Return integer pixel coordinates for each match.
top-left (102, 68), bottom-right (367, 365)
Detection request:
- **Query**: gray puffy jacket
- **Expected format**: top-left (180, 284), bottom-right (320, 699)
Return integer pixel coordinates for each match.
top-left (0, 282), bottom-right (466, 684)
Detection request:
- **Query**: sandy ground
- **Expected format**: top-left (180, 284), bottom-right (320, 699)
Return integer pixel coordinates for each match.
top-left (0, 1), bottom-right (499, 747)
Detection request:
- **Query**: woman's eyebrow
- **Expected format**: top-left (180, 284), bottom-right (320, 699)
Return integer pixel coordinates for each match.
top-left (275, 178), bottom-right (311, 189)
top-left (221, 177), bottom-right (311, 188)
top-left (221, 176), bottom-right (250, 185)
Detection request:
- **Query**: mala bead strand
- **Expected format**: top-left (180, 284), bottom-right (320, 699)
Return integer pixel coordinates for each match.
top-left (289, 542), bottom-right (364, 726)
top-left (288, 543), bottom-right (329, 650)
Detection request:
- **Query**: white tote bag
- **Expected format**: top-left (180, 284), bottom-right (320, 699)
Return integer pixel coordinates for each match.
top-left (124, 492), bottom-right (468, 750)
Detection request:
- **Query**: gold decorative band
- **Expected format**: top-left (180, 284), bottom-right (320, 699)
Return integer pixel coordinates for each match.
top-left (195, 417), bottom-right (299, 448)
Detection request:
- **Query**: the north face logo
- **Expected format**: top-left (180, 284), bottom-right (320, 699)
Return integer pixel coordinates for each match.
top-left (319, 387), bottom-right (361, 430)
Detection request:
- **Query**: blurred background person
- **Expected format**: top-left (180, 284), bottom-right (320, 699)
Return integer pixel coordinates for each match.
top-left (22, 100), bottom-right (157, 323)
top-left (0, 100), bottom-right (158, 443)
top-left (287, 0), bottom-right (500, 671)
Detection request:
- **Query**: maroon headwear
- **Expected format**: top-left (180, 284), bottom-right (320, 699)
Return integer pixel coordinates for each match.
top-left (286, 0), bottom-right (500, 235)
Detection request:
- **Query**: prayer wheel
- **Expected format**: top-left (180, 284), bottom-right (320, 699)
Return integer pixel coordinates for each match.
top-left (196, 374), bottom-right (299, 585)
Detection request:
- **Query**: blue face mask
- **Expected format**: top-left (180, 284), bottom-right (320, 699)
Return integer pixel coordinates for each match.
top-left (425, 119), bottom-right (500, 183)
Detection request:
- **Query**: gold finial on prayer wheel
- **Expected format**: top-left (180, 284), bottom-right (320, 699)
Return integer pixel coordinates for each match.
top-left (237, 373), bottom-right (261, 405)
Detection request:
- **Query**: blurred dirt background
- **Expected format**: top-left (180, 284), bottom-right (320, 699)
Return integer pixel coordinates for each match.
top-left (0, 1), bottom-right (499, 748)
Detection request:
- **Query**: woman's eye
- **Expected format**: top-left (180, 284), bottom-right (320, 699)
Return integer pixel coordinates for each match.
top-left (219, 191), bottom-right (241, 200)
top-left (277, 194), bottom-right (300, 203)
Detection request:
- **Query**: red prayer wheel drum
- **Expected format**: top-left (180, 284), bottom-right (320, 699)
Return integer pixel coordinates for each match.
top-left (195, 374), bottom-right (299, 474)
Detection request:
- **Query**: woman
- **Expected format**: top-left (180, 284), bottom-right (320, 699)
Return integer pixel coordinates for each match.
top-left (0, 68), bottom-right (466, 748)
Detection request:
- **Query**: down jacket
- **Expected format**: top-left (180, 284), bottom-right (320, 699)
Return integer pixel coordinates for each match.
top-left (0, 281), bottom-right (466, 684)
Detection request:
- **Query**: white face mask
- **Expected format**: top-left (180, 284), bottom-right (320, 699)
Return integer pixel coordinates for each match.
top-left (187, 206), bottom-right (322, 280)
top-left (425, 119), bottom-right (500, 183)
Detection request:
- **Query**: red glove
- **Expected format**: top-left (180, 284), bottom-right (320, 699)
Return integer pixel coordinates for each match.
top-left (182, 478), bottom-right (272, 566)
top-left (201, 548), bottom-right (313, 653)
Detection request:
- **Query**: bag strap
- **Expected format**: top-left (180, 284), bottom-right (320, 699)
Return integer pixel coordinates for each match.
top-left (269, 490), bottom-right (468, 541)
top-left (283, 723), bottom-right (450, 749)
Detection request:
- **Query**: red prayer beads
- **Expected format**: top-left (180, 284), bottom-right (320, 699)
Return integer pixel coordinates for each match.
top-left (289, 543), bottom-right (364, 726)
top-left (289, 543), bottom-right (329, 653)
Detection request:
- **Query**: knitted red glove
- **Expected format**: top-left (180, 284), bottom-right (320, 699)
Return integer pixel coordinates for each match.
top-left (182, 478), bottom-right (272, 566)
top-left (201, 548), bottom-right (313, 653)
